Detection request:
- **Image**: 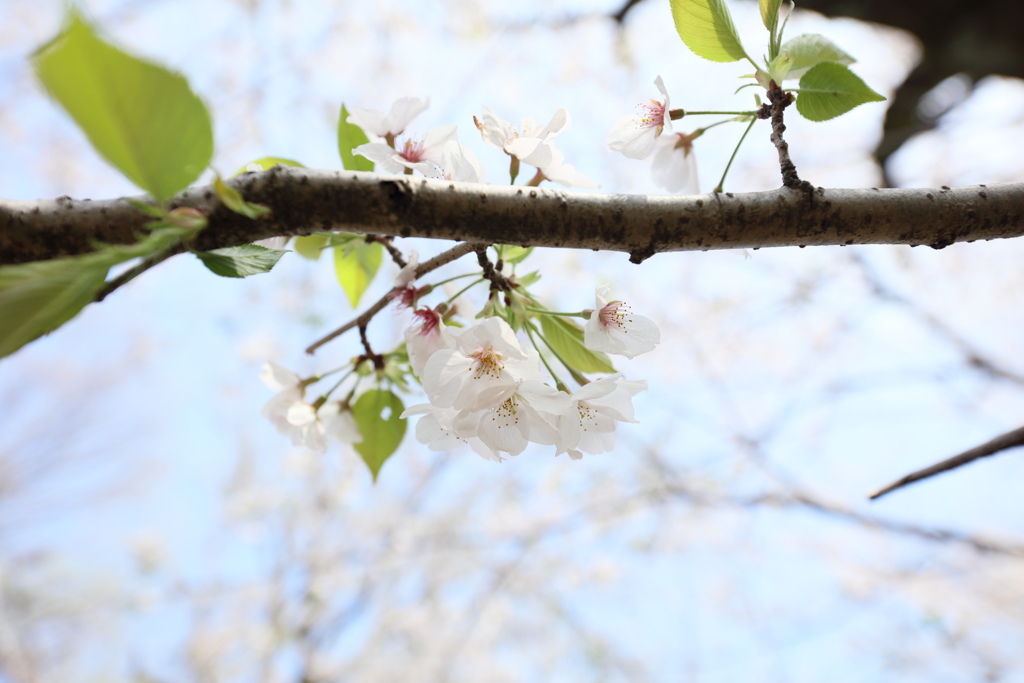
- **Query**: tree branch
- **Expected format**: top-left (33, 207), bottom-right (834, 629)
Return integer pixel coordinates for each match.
top-left (3, 168), bottom-right (1024, 266)
top-left (304, 241), bottom-right (480, 354)
top-left (869, 425), bottom-right (1024, 500)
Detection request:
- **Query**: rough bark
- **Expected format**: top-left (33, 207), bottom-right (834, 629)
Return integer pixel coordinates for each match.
top-left (2, 167), bottom-right (1023, 266)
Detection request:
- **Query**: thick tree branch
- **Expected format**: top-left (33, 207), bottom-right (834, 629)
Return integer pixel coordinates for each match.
top-left (3, 168), bottom-right (1024, 266)
top-left (870, 425), bottom-right (1024, 500)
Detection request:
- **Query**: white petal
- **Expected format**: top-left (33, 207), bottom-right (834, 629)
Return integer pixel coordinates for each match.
top-left (319, 403), bottom-right (360, 444)
top-left (345, 106), bottom-right (386, 137)
top-left (383, 97), bottom-right (429, 135)
top-left (651, 136), bottom-right (698, 194)
top-left (606, 115), bottom-right (659, 160)
top-left (260, 361), bottom-right (300, 391)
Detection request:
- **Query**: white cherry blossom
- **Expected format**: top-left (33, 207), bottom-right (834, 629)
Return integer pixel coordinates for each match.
top-left (606, 75), bottom-right (672, 160)
top-left (401, 403), bottom-right (507, 463)
top-left (260, 361), bottom-right (305, 433)
top-left (260, 362), bottom-right (359, 452)
top-left (421, 317), bottom-right (547, 411)
top-left (454, 380), bottom-right (570, 458)
top-left (404, 306), bottom-right (456, 378)
top-left (354, 125), bottom-right (458, 178)
top-left (318, 402), bottom-right (361, 445)
top-left (557, 374), bottom-right (647, 459)
top-left (346, 97), bottom-right (429, 138)
top-left (441, 140), bottom-right (485, 183)
top-left (474, 106), bottom-right (596, 189)
top-left (651, 131), bottom-right (699, 194)
top-left (583, 285), bottom-right (660, 359)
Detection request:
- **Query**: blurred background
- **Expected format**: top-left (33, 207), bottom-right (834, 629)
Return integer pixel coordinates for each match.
top-left (2, 1), bottom-right (1024, 681)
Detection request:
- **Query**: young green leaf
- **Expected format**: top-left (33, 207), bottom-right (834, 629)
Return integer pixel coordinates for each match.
top-left (780, 34), bottom-right (855, 80)
top-left (32, 9), bottom-right (213, 201)
top-left (539, 315), bottom-right (616, 374)
top-left (334, 238), bottom-right (383, 307)
top-left (124, 198), bottom-right (167, 219)
top-left (497, 245), bottom-right (534, 265)
top-left (232, 156), bottom-right (305, 176)
top-left (0, 225), bottom-right (193, 359)
top-left (351, 389), bottom-right (407, 482)
top-left (213, 175), bottom-right (272, 219)
top-left (0, 257), bottom-right (109, 359)
top-left (759, 0), bottom-right (783, 31)
top-left (669, 0), bottom-right (748, 63)
top-left (292, 234), bottom-right (331, 260)
top-left (194, 244), bottom-right (288, 278)
top-left (338, 104), bottom-right (375, 172)
top-left (322, 233), bottom-right (363, 249)
top-left (795, 61), bottom-right (886, 122)
top-left (767, 52), bottom-right (795, 84)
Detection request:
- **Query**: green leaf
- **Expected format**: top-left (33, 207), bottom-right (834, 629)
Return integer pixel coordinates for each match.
top-left (32, 9), bottom-right (212, 201)
top-left (213, 175), bottom-right (271, 219)
top-left (795, 62), bottom-right (886, 122)
top-left (232, 156), bottom-right (305, 176)
top-left (780, 34), bottom-right (855, 80)
top-left (539, 315), bottom-right (616, 374)
top-left (516, 271), bottom-right (542, 288)
top-left (669, 0), bottom-right (748, 63)
top-left (352, 389), bottom-right (406, 482)
top-left (0, 257), bottom-right (109, 359)
top-left (322, 233), bottom-right (362, 249)
top-left (292, 234), bottom-right (331, 260)
top-left (759, 0), bottom-right (783, 30)
top-left (124, 198), bottom-right (166, 219)
top-left (194, 244), bottom-right (287, 278)
top-left (497, 245), bottom-right (534, 265)
top-left (0, 224), bottom-right (193, 359)
top-left (767, 52), bottom-right (795, 84)
top-left (334, 239), bottom-right (383, 307)
top-left (338, 104), bottom-right (374, 172)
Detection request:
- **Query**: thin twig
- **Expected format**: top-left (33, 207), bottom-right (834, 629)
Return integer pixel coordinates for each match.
top-left (365, 234), bottom-right (407, 269)
top-left (869, 425), bottom-right (1024, 500)
top-left (304, 241), bottom-right (482, 355)
top-left (93, 244), bottom-right (185, 302)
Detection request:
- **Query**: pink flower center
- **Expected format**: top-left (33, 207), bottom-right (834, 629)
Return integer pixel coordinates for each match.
top-left (599, 301), bottom-right (632, 330)
top-left (411, 307), bottom-right (441, 335)
top-left (638, 99), bottom-right (667, 130)
top-left (400, 138), bottom-right (425, 162)
top-left (469, 347), bottom-right (504, 379)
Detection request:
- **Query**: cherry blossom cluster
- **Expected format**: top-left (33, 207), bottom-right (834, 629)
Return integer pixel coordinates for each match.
top-left (257, 94), bottom-right (682, 466)
top-left (399, 287), bottom-right (658, 462)
top-left (349, 97), bottom-right (598, 189)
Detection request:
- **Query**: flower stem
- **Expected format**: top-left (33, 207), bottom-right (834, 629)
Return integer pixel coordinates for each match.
top-left (446, 277), bottom-right (486, 305)
top-left (525, 306), bottom-right (587, 318)
top-left (524, 322), bottom-right (570, 392)
top-left (673, 109), bottom-right (758, 118)
top-left (714, 115), bottom-right (758, 193)
top-left (430, 272), bottom-right (479, 289)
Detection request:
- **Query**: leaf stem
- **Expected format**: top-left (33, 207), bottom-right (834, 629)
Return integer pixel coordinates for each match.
top-left (94, 243), bottom-right (184, 302)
